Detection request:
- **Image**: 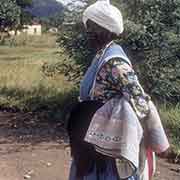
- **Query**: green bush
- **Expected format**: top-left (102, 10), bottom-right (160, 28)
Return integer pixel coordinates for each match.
top-left (160, 104), bottom-right (180, 153)
top-left (43, 22), bottom-right (95, 85)
top-left (0, 41), bottom-right (75, 121)
top-left (4, 33), bottom-right (57, 48)
top-left (52, 0), bottom-right (180, 104)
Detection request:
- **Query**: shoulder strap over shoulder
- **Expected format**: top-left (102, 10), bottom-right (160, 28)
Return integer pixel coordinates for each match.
top-left (90, 43), bottom-right (131, 99)
top-left (97, 43), bottom-right (132, 72)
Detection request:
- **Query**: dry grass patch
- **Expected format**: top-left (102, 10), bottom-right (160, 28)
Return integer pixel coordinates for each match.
top-left (0, 34), bottom-right (75, 120)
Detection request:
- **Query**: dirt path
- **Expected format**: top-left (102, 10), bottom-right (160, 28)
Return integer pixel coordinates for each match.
top-left (0, 111), bottom-right (179, 180)
top-left (0, 143), bottom-right (70, 180)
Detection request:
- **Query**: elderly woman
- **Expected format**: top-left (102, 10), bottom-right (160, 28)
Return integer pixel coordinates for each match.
top-left (68, 1), bottom-right (169, 180)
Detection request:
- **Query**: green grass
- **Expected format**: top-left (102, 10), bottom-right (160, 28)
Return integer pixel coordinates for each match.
top-left (4, 33), bottom-right (57, 48)
top-left (0, 34), bottom-right (75, 120)
top-left (159, 104), bottom-right (180, 154)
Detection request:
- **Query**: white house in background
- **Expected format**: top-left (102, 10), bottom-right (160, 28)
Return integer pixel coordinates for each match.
top-left (23, 24), bottom-right (42, 36)
top-left (8, 24), bottom-right (42, 36)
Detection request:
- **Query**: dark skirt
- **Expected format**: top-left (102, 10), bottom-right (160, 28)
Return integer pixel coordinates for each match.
top-left (67, 101), bottom-right (138, 180)
top-left (69, 159), bottom-right (138, 180)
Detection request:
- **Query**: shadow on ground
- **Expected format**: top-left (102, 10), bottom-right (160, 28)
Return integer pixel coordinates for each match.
top-left (0, 110), bottom-right (69, 143)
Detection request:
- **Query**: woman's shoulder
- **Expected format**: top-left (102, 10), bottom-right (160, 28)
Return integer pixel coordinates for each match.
top-left (108, 42), bottom-right (124, 52)
top-left (104, 43), bottom-right (132, 66)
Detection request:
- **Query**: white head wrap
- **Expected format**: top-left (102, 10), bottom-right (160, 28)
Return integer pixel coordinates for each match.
top-left (83, 0), bottom-right (124, 35)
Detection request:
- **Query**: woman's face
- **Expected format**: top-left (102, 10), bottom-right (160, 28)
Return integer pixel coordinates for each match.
top-left (85, 20), bottom-right (112, 49)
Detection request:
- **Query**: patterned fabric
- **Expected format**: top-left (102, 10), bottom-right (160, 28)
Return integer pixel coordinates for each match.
top-left (80, 42), bottom-right (132, 102)
top-left (93, 58), bottom-right (150, 119)
top-left (84, 97), bottom-right (143, 172)
top-left (84, 98), bottom-right (169, 176)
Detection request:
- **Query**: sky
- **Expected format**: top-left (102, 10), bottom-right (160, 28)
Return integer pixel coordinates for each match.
top-left (56, 0), bottom-right (73, 5)
top-left (56, 0), bottom-right (86, 7)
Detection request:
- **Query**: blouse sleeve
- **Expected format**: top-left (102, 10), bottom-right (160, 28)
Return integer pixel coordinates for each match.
top-left (98, 58), bottom-right (150, 119)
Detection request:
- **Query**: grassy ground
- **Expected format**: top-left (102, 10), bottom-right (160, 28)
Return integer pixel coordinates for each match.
top-left (0, 34), bottom-right (75, 120)
top-left (159, 104), bottom-right (180, 155)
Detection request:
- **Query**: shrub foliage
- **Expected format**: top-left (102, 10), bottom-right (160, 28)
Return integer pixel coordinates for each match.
top-left (43, 0), bottom-right (180, 103)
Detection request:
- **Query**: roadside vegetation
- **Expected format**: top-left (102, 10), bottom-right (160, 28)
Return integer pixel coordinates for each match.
top-left (160, 104), bottom-right (180, 155)
top-left (0, 34), bottom-right (76, 121)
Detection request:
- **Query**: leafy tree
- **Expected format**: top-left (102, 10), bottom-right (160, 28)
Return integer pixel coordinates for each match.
top-left (20, 10), bottom-right (34, 25)
top-left (121, 0), bottom-right (180, 103)
top-left (42, 12), bottom-right (64, 29)
top-left (0, 0), bottom-right (33, 32)
top-left (16, 0), bottom-right (33, 25)
top-left (17, 0), bottom-right (34, 31)
top-left (16, 0), bottom-right (32, 8)
top-left (49, 13), bottom-right (64, 28)
top-left (0, 0), bottom-right (34, 43)
top-left (0, 0), bottom-right (21, 32)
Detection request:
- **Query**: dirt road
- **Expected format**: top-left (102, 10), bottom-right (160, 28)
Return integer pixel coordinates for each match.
top-left (0, 143), bottom-right (70, 180)
top-left (0, 111), bottom-right (179, 180)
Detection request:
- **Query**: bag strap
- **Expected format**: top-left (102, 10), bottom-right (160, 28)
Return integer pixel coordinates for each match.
top-left (90, 43), bottom-right (131, 99)
top-left (89, 41), bottom-right (113, 99)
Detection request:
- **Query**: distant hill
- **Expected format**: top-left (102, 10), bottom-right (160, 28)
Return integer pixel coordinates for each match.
top-left (27, 0), bottom-right (64, 17)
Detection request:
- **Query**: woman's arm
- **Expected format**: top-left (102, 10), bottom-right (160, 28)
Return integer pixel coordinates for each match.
top-left (97, 58), bottom-right (150, 119)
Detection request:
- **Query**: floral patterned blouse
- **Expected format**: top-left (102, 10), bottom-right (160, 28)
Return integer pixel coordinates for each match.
top-left (93, 58), bottom-right (150, 119)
